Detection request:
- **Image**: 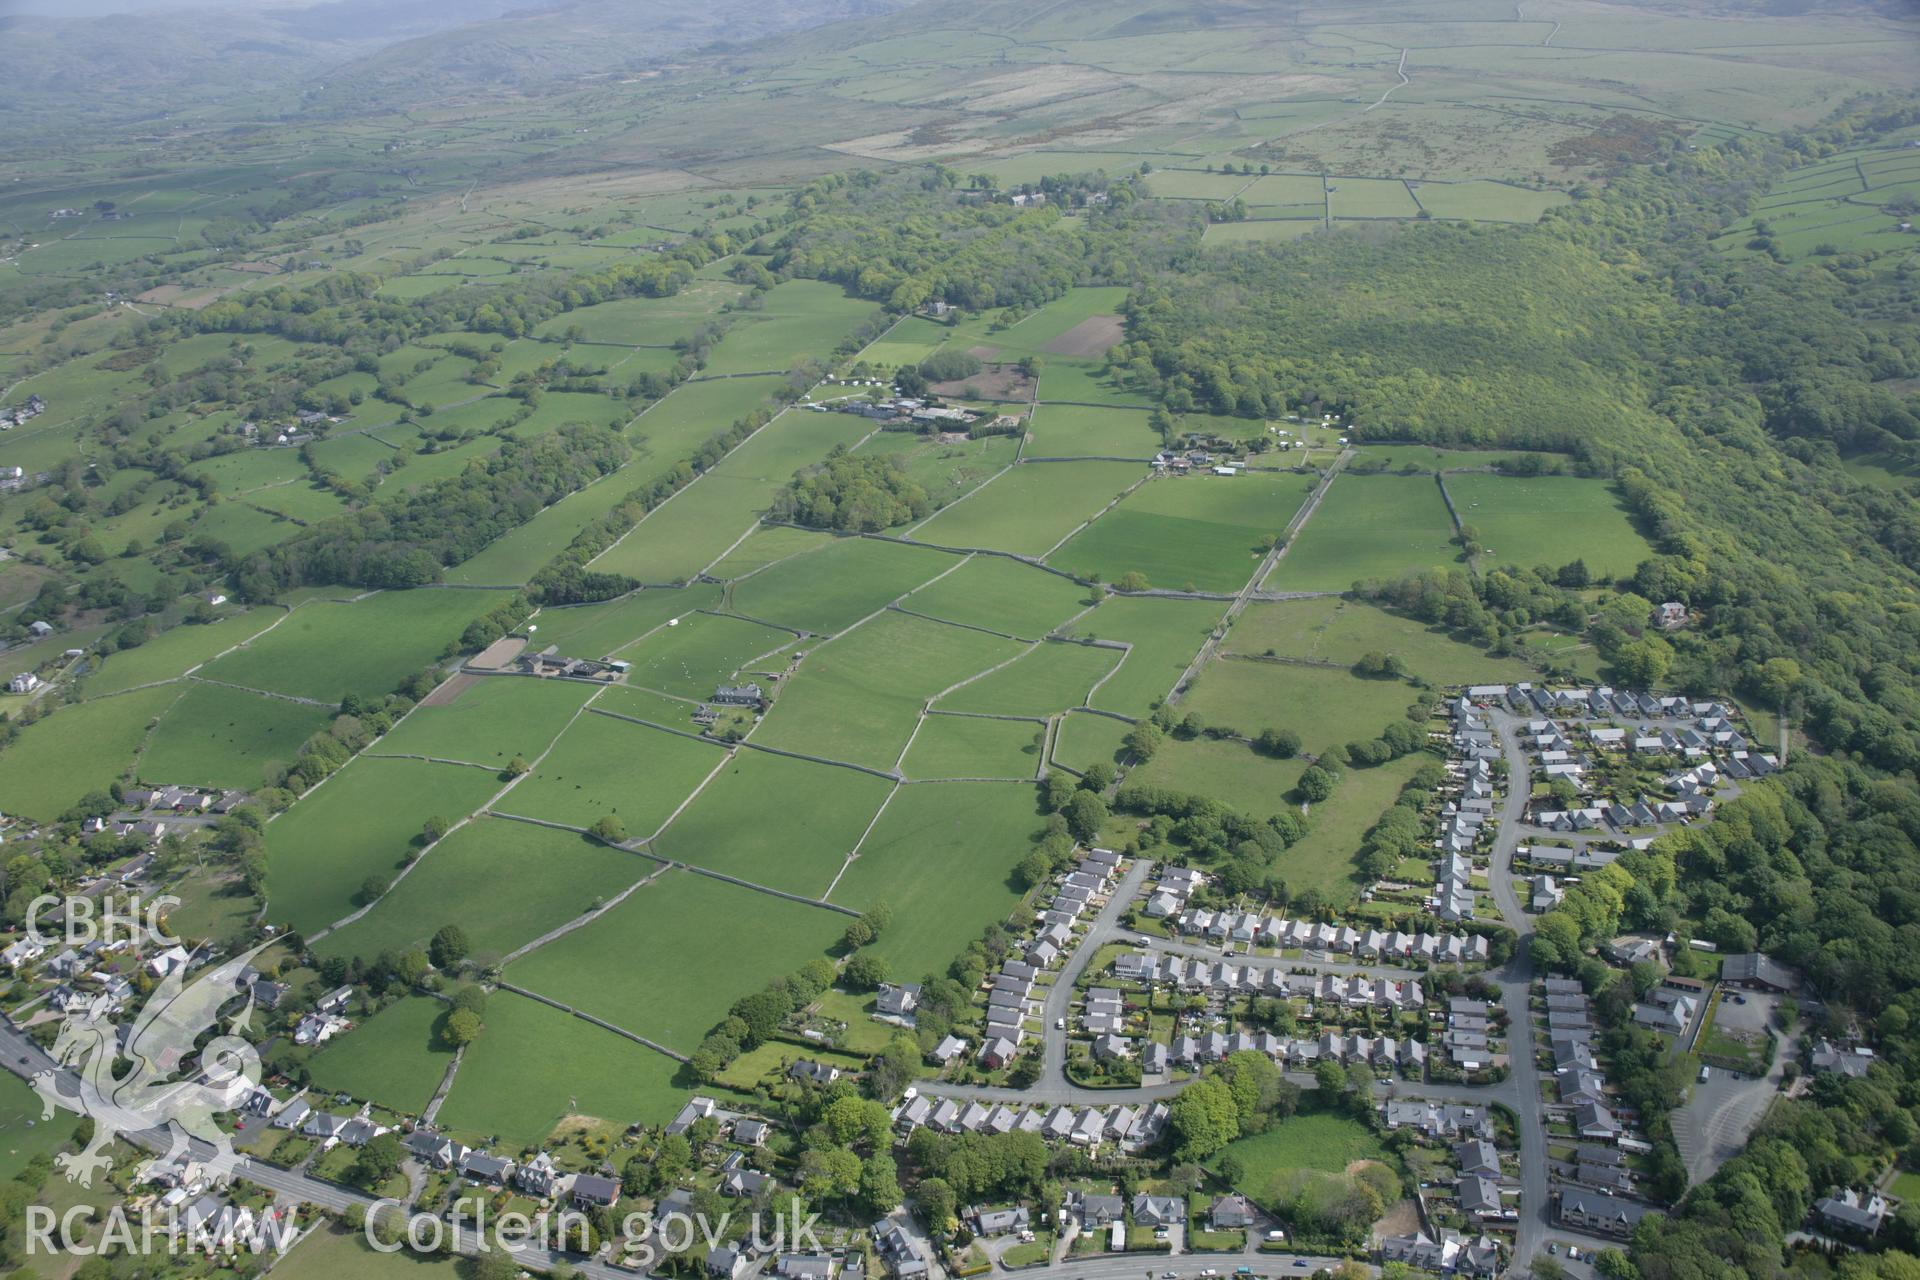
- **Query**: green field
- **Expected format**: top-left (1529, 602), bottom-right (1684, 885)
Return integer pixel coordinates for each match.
top-left (1051, 711), bottom-right (1134, 774)
top-left (1446, 474), bottom-right (1653, 579)
top-left (699, 281), bottom-right (878, 376)
top-left (1068, 596), bottom-right (1227, 717)
top-left (1127, 736), bottom-right (1307, 822)
top-left (505, 709), bottom-right (730, 837)
top-left (265, 757), bottom-right (505, 935)
top-left (81, 611), bottom-right (279, 697)
top-left (199, 590), bottom-right (511, 703)
top-left (316, 818), bottom-right (650, 965)
top-left (589, 410), bottom-right (870, 581)
top-left (827, 781), bottom-right (1040, 980)
top-left (753, 610), bottom-right (1024, 769)
top-left (0, 1073), bottom-right (74, 1180)
top-left (0, 685), bottom-right (181, 820)
top-left (1212, 1107), bottom-right (1388, 1200)
top-left (505, 869), bottom-right (845, 1052)
top-left (623, 375), bottom-right (786, 464)
top-left (268, 1225), bottom-right (464, 1280)
top-left (1034, 360), bottom-right (1157, 408)
top-left (1329, 177), bottom-right (1419, 218)
top-left (1415, 180), bottom-right (1571, 222)
top-left (726, 535), bottom-right (955, 634)
top-left (306, 996), bottom-right (458, 1114)
top-left (850, 431), bottom-right (1021, 509)
top-left (1024, 405), bottom-right (1163, 459)
top-left (652, 748), bottom-right (892, 896)
top-left (1277, 752), bottom-right (1427, 903)
top-left (935, 639), bottom-right (1122, 717)
top-left (900, 555), bottom-right (1090, 638)
top-left (444, 468), bottom-right (646, 586)
top-left (1201, 220), bottom-right (1322, 246)
top-left (1265, 474), bottom-right (1462, 592)
top-left (1225, 599), bottom-right (1534, 685)
top-left (139, 683), bottom-right (332, 789)
top-left (909, 461), bottom-right (1145, 556)
top-left (1052, 471), bottom-right (1314, 592)
top-left (530, 584), bottom-right (721, 658)
top-left (614, 611), bottom-right (794, 695)
top-left (1179, 656), bottom-right (1418, 746)
top-left (375, 676), bottom-right (595, 767)
top-left (436, 992), bottom-right (691, 1140)
top-left (706, 524), bottom-right (833, 578)
top-left (902, 714), bottom-right (1044, 780)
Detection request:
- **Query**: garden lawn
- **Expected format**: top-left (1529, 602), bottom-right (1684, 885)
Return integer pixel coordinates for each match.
top-left (1068, 596), bottom-right (1226, 717)
top-left (909, 462), bottom-right (1144, 557)
top-left (436, 992), bottom-right (691, 1139)
top-left (504, 869), bottom-right (845, 1052)
top-left (1024, 405), bottom-right (1162, 459)
top-left (1445, 474), bottom-right (1652, 580)
top-left (901, 556), bottom-right (1090, 639)
top-left (1052, 711), bottom-right (1135, 775)
top-left (265, 758), bottom-right (504, 935)
top-left (1226, 599), bottom-right (1534, 685)
top-left (198, 590), bottom-right (511, 704)
top-left (0, 685), bottom-right (180, 821)
top-left (827, 782), bottom-right (1040, 979)
top-left (652, 750), bottom-right (892, 896)
top-left (935, 640), bottom-right (1123, 717)
top-left (1180, 658), bottom-right (1417, 747)
top-left (614, 612), bottom-right (795, 695)
top-left (314, 818), bottom-right (651, 966)
top-left (375, 676), bottom-right (595, 767)
top-left (753, 611), bottom-right (1025, 770)
top-left (0, 1073), bottom-right (73, 1180)
top-left (139, 683), bottom-right (332, 789)
top-left (507, 710), bottom-right (730, 838)
top-left (1052, 471), bottom-right (1314, 593)
top-left (903, 714), bottom-right (1045, 780)
top-left (306, 996), bottom-right (457, 1114)
top-left (267, 1225), bottom-right (464, 1280)
top-left (1127, 737), bottom-right (1307, 822)
top-left (1265, 474), bottom-right (1461, 592)
top-left (727, 536), bottom-right (954, 634)
top-left (531, 584), bottom-right (721, 658)
top-left (82, 611), bottom-right (278, 696)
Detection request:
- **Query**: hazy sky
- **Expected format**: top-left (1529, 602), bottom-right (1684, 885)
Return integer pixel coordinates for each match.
top-left (0, 0), bottom-right (295, 14)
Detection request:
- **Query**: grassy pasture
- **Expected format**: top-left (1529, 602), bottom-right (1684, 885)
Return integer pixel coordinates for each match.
top-left (1241, 174), bottom-right (1328, 205)
top-left (590, 410), bottom-right (870, 582)
top-left (444, 469), bottom-right (644, 586)
top-left (264, 1225), bottom-right (463, 1280)
top-left (315, 818), bottom-right (649, 966)
top-left (375, 676), bottom-right (595, 768)
top-left (264, 757), bottom-right (504, 935)
top-left (753, 611), bottom-right (1025, 770)
top-left (1051, 710), bottom-right (1134, 775)
top-left (1446, 474), bottom-right (1652, 579)
top-left (728, 535), bottom-right (955, 634)
top-left (909, 461), bottom-right (1145, 556)
top-left (1278, 753), bottom-right (1428, 905)
top-left (0, 1073), bottom-right (74, 1180)
top-left (188, 500), bottom-right (306, 558)
top-left (0, 685), bottom-right (180, 820)
top-left (652, 749), bottom-right (891, 896)
top-left (1127, 736), bottom-right (1306, 822)
top-left (1201, 220), bottom-right (1323, 245)
top-left (943, 287), bottom-right (1132, 361)
top-left (699, 281), bottom-right (877, 376)
top-left (306, 996), bottom-right (457, 1115)
top-left (531, 584), bottom-right (721, 659)
top-left (1146, 170), bottom-right (1258, 200)
top-left (850, 430), bottom-right (1020, 509)
top-left (1226, 599), bottom-right (1534, 685)
top-left (1034, 359), bottom-right (1157, 408)
top-left (1179, 657), bottom-right (1418, 746)
top-left (1264, 474), bottom-right (1460, 592)
top-left (901, 555), bottom-right (1090, 638)
top-left (199, 590), bottom-right (510, 703)
top-left (436, 992), bottom-right (691, 1139)
top-left (1068, 596), bottom-right (1227, 717)
top-left (827, 781), bottom-right (1040, 980)
top-left (706, 524), bottom-right (832, 578)
top-left (506, 710), bottom-right (729, 838)
top-left (1024, 404), bottom-right (1163, 459)
top-left (532, 284), bottom-right (740, 345)
top-left (1328, 177), bottom-right (1419, 218)
top-left (902, 714), bottom-right (1044, 780)
top-left (857, 314), bottom-right (952, 367)
top-left (1213, 1107), bottom-right (1386, 1194)
top-left (935, 639), bottom-right (1124, 718)
top-left (505, 869), bottom-right (844, 1052)
top-left (1051, 471), bottom-right (1314, 592)
top-left (624, 375), bottom-right (785, 468)
top-left (615, 611), bottom-right (794, 694)
top-left (82, 611), bottom-right (278, 696)
top-left (139, 683), bottom-right (331, 789)
top-left (1415, 180), bottom-right (1570, 222)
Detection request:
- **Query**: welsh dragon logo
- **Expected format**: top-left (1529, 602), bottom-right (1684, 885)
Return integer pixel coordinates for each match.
top-left (33, 942), bottom-right (270, 1187)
